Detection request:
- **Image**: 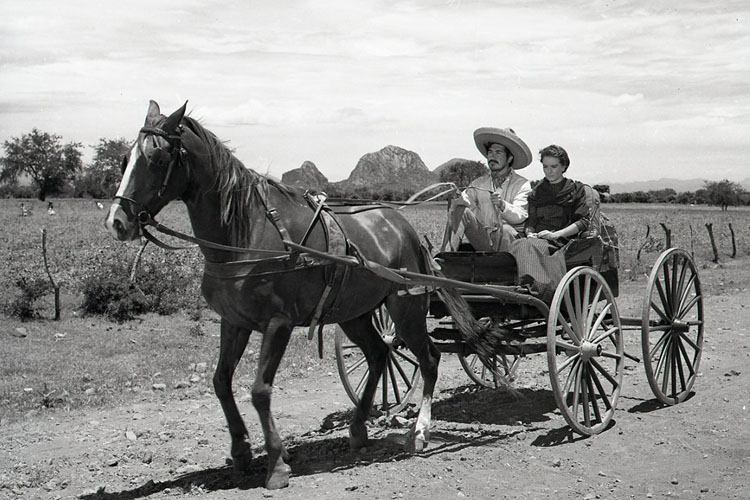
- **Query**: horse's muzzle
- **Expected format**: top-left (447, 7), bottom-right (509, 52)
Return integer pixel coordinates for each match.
top-left (105, 203), bottom-right (140, 241)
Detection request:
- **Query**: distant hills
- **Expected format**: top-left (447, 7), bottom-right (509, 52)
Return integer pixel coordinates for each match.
top-left (608, 178), bottom-right (750, 194)
top-left (279, 148), bottom-right (749, 197)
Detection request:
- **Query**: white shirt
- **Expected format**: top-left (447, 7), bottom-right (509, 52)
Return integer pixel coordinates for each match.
top-left (461, 170), bottom-right (532, 234)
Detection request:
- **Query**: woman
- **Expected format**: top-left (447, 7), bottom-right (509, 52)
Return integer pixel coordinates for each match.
top-left (509, 144), bottom-right (591, 301)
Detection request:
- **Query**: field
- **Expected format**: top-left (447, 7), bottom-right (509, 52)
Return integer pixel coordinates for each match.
top-left (1, 198), bottom-right (750, 498)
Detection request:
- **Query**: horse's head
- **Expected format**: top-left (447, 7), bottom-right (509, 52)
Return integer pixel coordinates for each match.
top-left (106, 100), bottom-right (189, 241)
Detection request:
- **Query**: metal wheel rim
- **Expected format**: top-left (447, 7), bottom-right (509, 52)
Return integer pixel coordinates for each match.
top-left (547, 267), bottom-right (624, 436)
top-left (642, 248), bottom-right (704, 405)
top-left (334, 304), bottom-right (421, 415)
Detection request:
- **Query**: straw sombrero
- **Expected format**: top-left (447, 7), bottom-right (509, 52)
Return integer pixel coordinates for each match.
top-left (473, 127), bottom-right (532, 169)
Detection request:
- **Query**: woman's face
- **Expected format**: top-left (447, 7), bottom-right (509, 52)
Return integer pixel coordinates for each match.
top-left (542, 156), bottom-right (566, 184)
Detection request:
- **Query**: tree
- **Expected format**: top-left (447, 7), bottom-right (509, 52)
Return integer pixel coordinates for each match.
top-left (1, 129), bottom-right (82, 200)
top-left (74, 138), bottom-right (131, 198)
top-left (438, 161), bottom-right (486, 187)
top-left (704, 179), bottom-right (744, 211)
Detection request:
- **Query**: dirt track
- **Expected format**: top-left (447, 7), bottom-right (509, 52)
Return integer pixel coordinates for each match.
top-left (1, 261), bottom-right (749, 500)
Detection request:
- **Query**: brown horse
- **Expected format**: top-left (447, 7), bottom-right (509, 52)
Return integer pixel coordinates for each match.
top-left (105, 101), bottom-right (440, 489)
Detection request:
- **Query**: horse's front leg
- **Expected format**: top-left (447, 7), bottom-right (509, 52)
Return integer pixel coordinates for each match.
top-left (252, 314), bottom-right (293, 489)
top-left (213, 320), bottom-right (253, 472)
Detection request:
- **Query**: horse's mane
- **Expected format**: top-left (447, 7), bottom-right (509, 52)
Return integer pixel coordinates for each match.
top-left (182, 116), bottom-right (297, 246)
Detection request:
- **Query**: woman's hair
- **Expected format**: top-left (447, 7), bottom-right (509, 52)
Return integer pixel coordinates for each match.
top-left (539, 144), bottom-right (570, 168)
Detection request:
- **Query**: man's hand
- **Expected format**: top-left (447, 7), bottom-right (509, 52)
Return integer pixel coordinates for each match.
top-left (490, 192), bottom-right (506, 211)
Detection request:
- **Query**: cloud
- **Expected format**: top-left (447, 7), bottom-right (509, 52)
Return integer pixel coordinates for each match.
top-left (612, 93), bottom-right (645, 106)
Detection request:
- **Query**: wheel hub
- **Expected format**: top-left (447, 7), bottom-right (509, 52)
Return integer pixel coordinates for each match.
top-left (580, 341), bottom-right (602, 361)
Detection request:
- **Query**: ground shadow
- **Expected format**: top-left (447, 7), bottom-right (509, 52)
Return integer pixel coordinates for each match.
top-left (78, 421), bottom-right (522, 499)
top-left (432, 384), bottom-right (559, 426)
top-left (627, 391), bottom-right (695, 414)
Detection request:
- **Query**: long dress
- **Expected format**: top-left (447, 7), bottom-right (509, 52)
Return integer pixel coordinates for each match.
top-left (508, 178), bottom-right (591, 302)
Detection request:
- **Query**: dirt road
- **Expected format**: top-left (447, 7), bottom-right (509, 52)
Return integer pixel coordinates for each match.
top-left (1, 262), bottom-right (749, 499)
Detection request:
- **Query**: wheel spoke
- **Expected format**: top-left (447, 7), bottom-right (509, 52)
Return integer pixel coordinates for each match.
top-left (678, 330), bottom-right (700, 353)
top-left (390, 353), bottom-right (415, 392)
top-left (585, 367), bottom-right (602, 423)
top-left (386, 359), bottom-right (403, 404)
top-left (675, 336), bottom-right (696, 380)
top-left (557, 311), bottom-right (581, 344)
top-left (654, 277), bottom-right (672, 318)
top-left (346, 355), bottom-right (368, 375)
top-left (557, 351), bottom-right (580, 373)
top-left (584, 285), bottom-right (604, 337)
top-left (563, 291), bottom-right (581, 342)
top-left (650, 299), bottom-right (671, 324)
top-left (562, 357), bottom-right (580, 397)
top-left (677, 294), bottom-right (701, 320)
top-left (589, 367), bottom-right (613, 411)
top-left (648, 329), bottom-right (670, 363)
top-left (581, 275), bottom-right (593, 337)
top-left (591, 325), bottom-right (619, 346)
top-left (393, 349), bottom-right (420, 368)
top-left (590, 358), bottom-right (619, 387)
top-left (662, 261), bottom-right (673, 316)
top-left (599, 350), bottom-right (623, 361)
top-left (581, 365), bottom-right (592, 427)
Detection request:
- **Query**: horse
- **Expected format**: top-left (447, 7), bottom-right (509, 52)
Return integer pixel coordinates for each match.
top-left (104, 100), bottom-right (441, 489)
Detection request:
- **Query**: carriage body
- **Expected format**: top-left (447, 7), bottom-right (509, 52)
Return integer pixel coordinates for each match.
top-left (336, 215), bottom-right (704, 436)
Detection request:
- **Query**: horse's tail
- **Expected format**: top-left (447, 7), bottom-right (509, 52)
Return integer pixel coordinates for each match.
top-left (421, 245), bottom-right (520, 391)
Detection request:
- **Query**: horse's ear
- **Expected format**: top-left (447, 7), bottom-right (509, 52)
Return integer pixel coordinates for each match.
top-left (163, 101), bottom-right (188, 134)
top-left (145, 100), bottom-right (161, 125)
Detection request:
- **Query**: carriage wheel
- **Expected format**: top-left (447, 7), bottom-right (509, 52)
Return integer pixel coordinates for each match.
top-left (547, 267), bottom-right (624, 436)
top-left (459, 351), bottom-right (520, 388)
top-left (334, 304), bottom-right (421, 415)
top-left (642, 248), bottom-right (704, 405)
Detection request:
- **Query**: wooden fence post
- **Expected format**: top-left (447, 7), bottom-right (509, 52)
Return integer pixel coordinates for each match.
top-left (130, 237), bottom-right (149, 283)
top-left (728, 223), bottom-right (736, 258)
top-left (41, 228), bottom-right (61, 320)
top-left (705, 223), bottom-right (719, 263)
top-left (637, 224), bottom-right (651, 261)
top-left (659, 222), bottom-right (672, 248)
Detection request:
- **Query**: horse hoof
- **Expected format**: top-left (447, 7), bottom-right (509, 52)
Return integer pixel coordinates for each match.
top-left (231, 444), bottom-right (253, 473)
top-left (348, 425), bottom-right (369, 449)
top-left (404, 428), bottom-right (430, 453)
top-left (265, 463), bottom-right (291, 490)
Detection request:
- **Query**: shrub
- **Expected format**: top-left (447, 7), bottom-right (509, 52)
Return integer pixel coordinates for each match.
top-left (7, 275), bottom-right (51, 320)
top-left (80, 252), bottom-right (200, 322)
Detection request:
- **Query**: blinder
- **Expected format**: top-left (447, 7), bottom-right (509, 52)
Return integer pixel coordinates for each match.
top-left (114, 123), bottom-right (188, 229)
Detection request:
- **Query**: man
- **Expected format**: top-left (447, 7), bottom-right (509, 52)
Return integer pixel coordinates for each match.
top-left (443, 127), bottom-right (532, 252)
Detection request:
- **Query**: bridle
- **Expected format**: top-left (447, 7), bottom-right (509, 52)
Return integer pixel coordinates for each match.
top-left (113, 123), bottom-right (291, 256)
top-left (114, 124), bottom-right (187, 228)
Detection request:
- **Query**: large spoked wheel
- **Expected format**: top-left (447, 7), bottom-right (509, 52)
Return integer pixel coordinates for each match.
top-left (459, 350), bottom-right (520, 388)
top-left (334, 304), bottom-right (421, 415)
top-left (547, 267), bottom-right (624, 436)
top-left (642, 248), bottom-right (704, 405)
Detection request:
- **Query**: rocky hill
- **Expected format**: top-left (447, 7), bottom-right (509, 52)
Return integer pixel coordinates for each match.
top-left (280, 161), bottom-right (328, 191)
top-left (341, 145), bottom-right (437, 190)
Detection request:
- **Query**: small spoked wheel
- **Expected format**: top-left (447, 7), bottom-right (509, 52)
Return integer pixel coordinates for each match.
top-left (459, 350), bottom-right (520, 388)
top-left (642, 248), bottom-right (704, 405)
top-left (334, 304), bottom-right (421, 415)
top-left (547, 267), bottom-right (624, 436)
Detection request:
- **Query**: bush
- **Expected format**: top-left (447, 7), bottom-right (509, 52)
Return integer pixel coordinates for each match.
top-left (7, 276), bottom-right (51, 320)
top-left (80, 252), bottom-right (201, 322)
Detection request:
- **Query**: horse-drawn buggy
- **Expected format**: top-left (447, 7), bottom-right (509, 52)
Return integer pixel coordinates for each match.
top-left (334, 190), bottom-right (704, 436)
top-left (105, 101), bottom-right (704, 488)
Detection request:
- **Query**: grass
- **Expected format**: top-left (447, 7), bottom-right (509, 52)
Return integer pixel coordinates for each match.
top-left (1, 197), bottom-right (749, 424)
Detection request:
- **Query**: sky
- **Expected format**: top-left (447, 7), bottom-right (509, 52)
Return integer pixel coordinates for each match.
top-left (1, 0), bottom-right (748, 186)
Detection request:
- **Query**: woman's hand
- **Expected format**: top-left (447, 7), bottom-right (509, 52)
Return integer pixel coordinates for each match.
top-left (537, 230), bottom-right (559, 241)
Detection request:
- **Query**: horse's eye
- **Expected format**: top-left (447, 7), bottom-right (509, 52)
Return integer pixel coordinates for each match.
top-left (120, 154), bottom-right (129, 174)
top-left (150, 149), bottom-right (170, 167)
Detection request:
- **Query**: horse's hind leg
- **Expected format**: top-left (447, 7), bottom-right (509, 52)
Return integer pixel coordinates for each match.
top-left (387, 293), bottom-right (440, 452)
top-left (252, 314), bottom-right (293, 489)
top-left (338, 314), bottom-right (389, 449)
top-left (213, 320), bottom-right (253, 472)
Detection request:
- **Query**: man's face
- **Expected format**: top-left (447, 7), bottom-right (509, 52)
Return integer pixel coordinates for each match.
top-left (486, 143), bottom-right (512, 176)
